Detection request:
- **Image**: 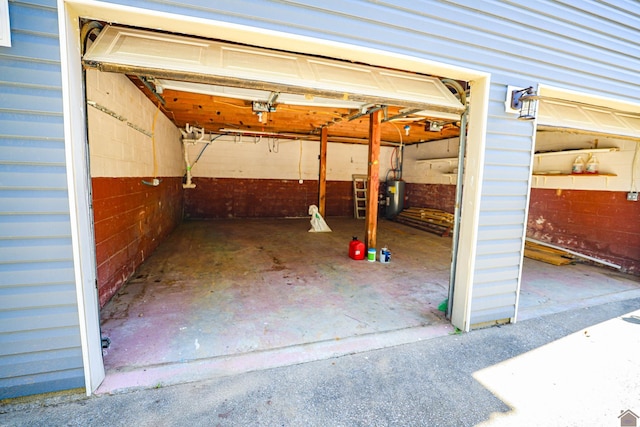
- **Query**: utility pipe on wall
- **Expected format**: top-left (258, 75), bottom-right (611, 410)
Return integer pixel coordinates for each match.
top-left (182, 143), bottom-right (196, 189)
top-left (180, 124), bottom-right (206, 189)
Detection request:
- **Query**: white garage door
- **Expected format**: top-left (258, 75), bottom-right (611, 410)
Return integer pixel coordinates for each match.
top-left (537, 85), bottom-right (640, 138)
top-left (83, 25), bottom-right (465, 117)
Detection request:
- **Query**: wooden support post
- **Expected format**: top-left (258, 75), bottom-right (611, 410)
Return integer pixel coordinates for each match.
top-left (318, 126), bottom-right (328, 217)
top-left (365, 109), bottom-right (382, 251)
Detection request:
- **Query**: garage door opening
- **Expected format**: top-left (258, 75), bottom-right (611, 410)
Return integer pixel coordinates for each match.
top-left (82, 23), bottom-right (473, 391)
top-left (518, 86), bottom-right (640, 320)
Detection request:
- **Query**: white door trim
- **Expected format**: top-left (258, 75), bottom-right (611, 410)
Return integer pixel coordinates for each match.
top-left (57, 0), bottom-right (105, 395)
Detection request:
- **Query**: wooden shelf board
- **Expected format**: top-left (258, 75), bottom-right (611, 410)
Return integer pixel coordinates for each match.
top-left (534, 147), bottom-right (619, 158)
top-left (416, 157), bottom-right (458, 164)
top-left (532, 173), bottom-right (617, 177)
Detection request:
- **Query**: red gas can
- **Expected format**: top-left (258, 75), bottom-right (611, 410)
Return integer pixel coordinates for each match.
top-left (349, 236), bottom-right (365, 260)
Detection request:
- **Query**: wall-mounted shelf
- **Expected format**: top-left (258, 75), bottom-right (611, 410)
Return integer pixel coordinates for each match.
top-left (440, 173), bottom-right (458, 184)
top-left (532, 172), bottom-right (617, 177)
top-left (533, 147), bottom-right (619, 182)
top-left (416, 157), bottom-right (459, 175)
top-left (416, 157), bottom-right (458, 164)
top-left (533, 172), bottom-right (618, 187)
top-left (534, 147), bottom-right (619, 158)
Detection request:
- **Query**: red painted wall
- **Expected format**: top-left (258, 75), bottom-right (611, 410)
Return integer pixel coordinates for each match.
top-left (92, 177), bottom-right (183, 307)
top-left (405, 183), bottom-right (456, 213)
top-left (528, 189), bottom-right (640, 275)
top-left (183, 177), bottom-right (353, 219)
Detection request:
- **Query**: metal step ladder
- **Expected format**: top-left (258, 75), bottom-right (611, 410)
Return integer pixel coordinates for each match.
top-left (352, 174), bottom-right (368, 219)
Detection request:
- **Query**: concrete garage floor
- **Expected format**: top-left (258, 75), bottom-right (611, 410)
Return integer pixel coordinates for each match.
top-left (98, 218), bottom-right (640, 393)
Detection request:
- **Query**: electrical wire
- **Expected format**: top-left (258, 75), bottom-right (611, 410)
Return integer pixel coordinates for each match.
top-left (386, 123), bottom-right (404, 181)
top-left (390, 147), bottom-right (398, 180)
top-left (151, 101), bottom-right (160, 178)
top-left (192, 134), bottom-right (224, 167)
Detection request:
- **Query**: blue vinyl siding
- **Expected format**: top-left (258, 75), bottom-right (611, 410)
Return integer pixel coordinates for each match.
top-left (0, 0), bottom-right (84, 399)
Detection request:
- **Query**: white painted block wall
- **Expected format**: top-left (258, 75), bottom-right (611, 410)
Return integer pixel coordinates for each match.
top-left (402, 137), bottom-right (461, 185)
top-left (402, 134), bottom-right (638, 192)
top-left (86, 70), bottom-right (184, 178)
top-left (87, 69), bottom-right (397, 182)
top-left (186, 136), bottom-right (395, 181)
top-left (531, 133), bottom-right (638, 192)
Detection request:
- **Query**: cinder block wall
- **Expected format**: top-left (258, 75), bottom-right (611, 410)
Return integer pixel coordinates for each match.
top-left (527, 134), bottom-right (640, 275)
top-left (87, 70), bottom-right (184, 306)
top-left (402, 137), bottom-right (458, 214)
top-left (402, 133), bottom-right (640, 276)
top-left (184, 178), bottom-right (352, 218)
top-left (182, 136), bottom-right (393, 218)
top-left (527, 189), bottom-right (640, 275)
top-left (405, 183), bottom-right (456, 213)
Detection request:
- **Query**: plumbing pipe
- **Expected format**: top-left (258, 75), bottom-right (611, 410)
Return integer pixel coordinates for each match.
top-left (183, 142), bottom-right (196, 189)
top-left (184, 123), bottom-right (205, 141)
top-left (181, 126), bottom-right (223, 189)
top-left (182, 124), bottom-right (197, 188)
top-left (142, 178), bottom-right (162, 187)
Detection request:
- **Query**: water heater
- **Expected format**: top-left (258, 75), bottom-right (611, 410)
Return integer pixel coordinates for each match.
top-left (385, 180), bottom-right (405, 218)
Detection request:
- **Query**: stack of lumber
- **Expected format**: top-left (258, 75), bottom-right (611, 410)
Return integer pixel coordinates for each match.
top-left (394, 207), bottom-right (455, 236)
top-left (524, 240), bottom-right (575, 265)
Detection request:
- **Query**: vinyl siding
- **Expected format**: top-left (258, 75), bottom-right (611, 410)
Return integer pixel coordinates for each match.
top-left (101, 1), bottom-right (640, 97)
top-left (470, 83), bottom-right (537, 324)
top-left (0, 0), bottom-right (84, 399)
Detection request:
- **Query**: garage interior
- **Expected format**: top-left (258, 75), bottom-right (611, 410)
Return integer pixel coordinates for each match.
top-left (82, 24), bottom-right (640, 392)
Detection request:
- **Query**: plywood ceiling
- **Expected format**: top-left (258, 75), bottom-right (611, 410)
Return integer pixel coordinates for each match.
top-left (129, 76), bottom-right (462, 145)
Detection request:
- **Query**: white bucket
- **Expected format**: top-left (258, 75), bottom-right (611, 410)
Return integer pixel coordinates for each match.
top-left (380, 248), bottom-right (391, 264)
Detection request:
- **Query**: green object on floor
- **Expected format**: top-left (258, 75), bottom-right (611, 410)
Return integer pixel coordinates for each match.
top-left (438, 298), bottom-right (448, 312)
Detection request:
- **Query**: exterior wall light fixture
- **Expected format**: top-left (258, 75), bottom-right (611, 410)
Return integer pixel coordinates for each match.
top-left (511, 86), bottom-right (537, 120)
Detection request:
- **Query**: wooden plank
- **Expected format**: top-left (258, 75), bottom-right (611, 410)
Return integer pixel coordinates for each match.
top-left (394, 206), bottom-right (454, 236)
top-left (395, 216), bottom-right (451, 236)
top-left (524, 247), bottom-right (574, 265)
top-left (523, 241), bottom-right (575, 265)
top-left (402, 208), bottom-right (454, 221)
top-left (400, 211), bottom-right (453, 223)
top-left (318, 126), bottom-right (328, 217)
top-left (525, 241), bottom-right (570, 256)
top-left (365, 109), bottom-right (382, 250)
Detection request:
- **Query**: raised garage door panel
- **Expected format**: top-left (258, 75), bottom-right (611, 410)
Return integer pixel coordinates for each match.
top-left (83, 25), bottom-right (464, 115)
top-left (537, 88), bottom-right (640, 138)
